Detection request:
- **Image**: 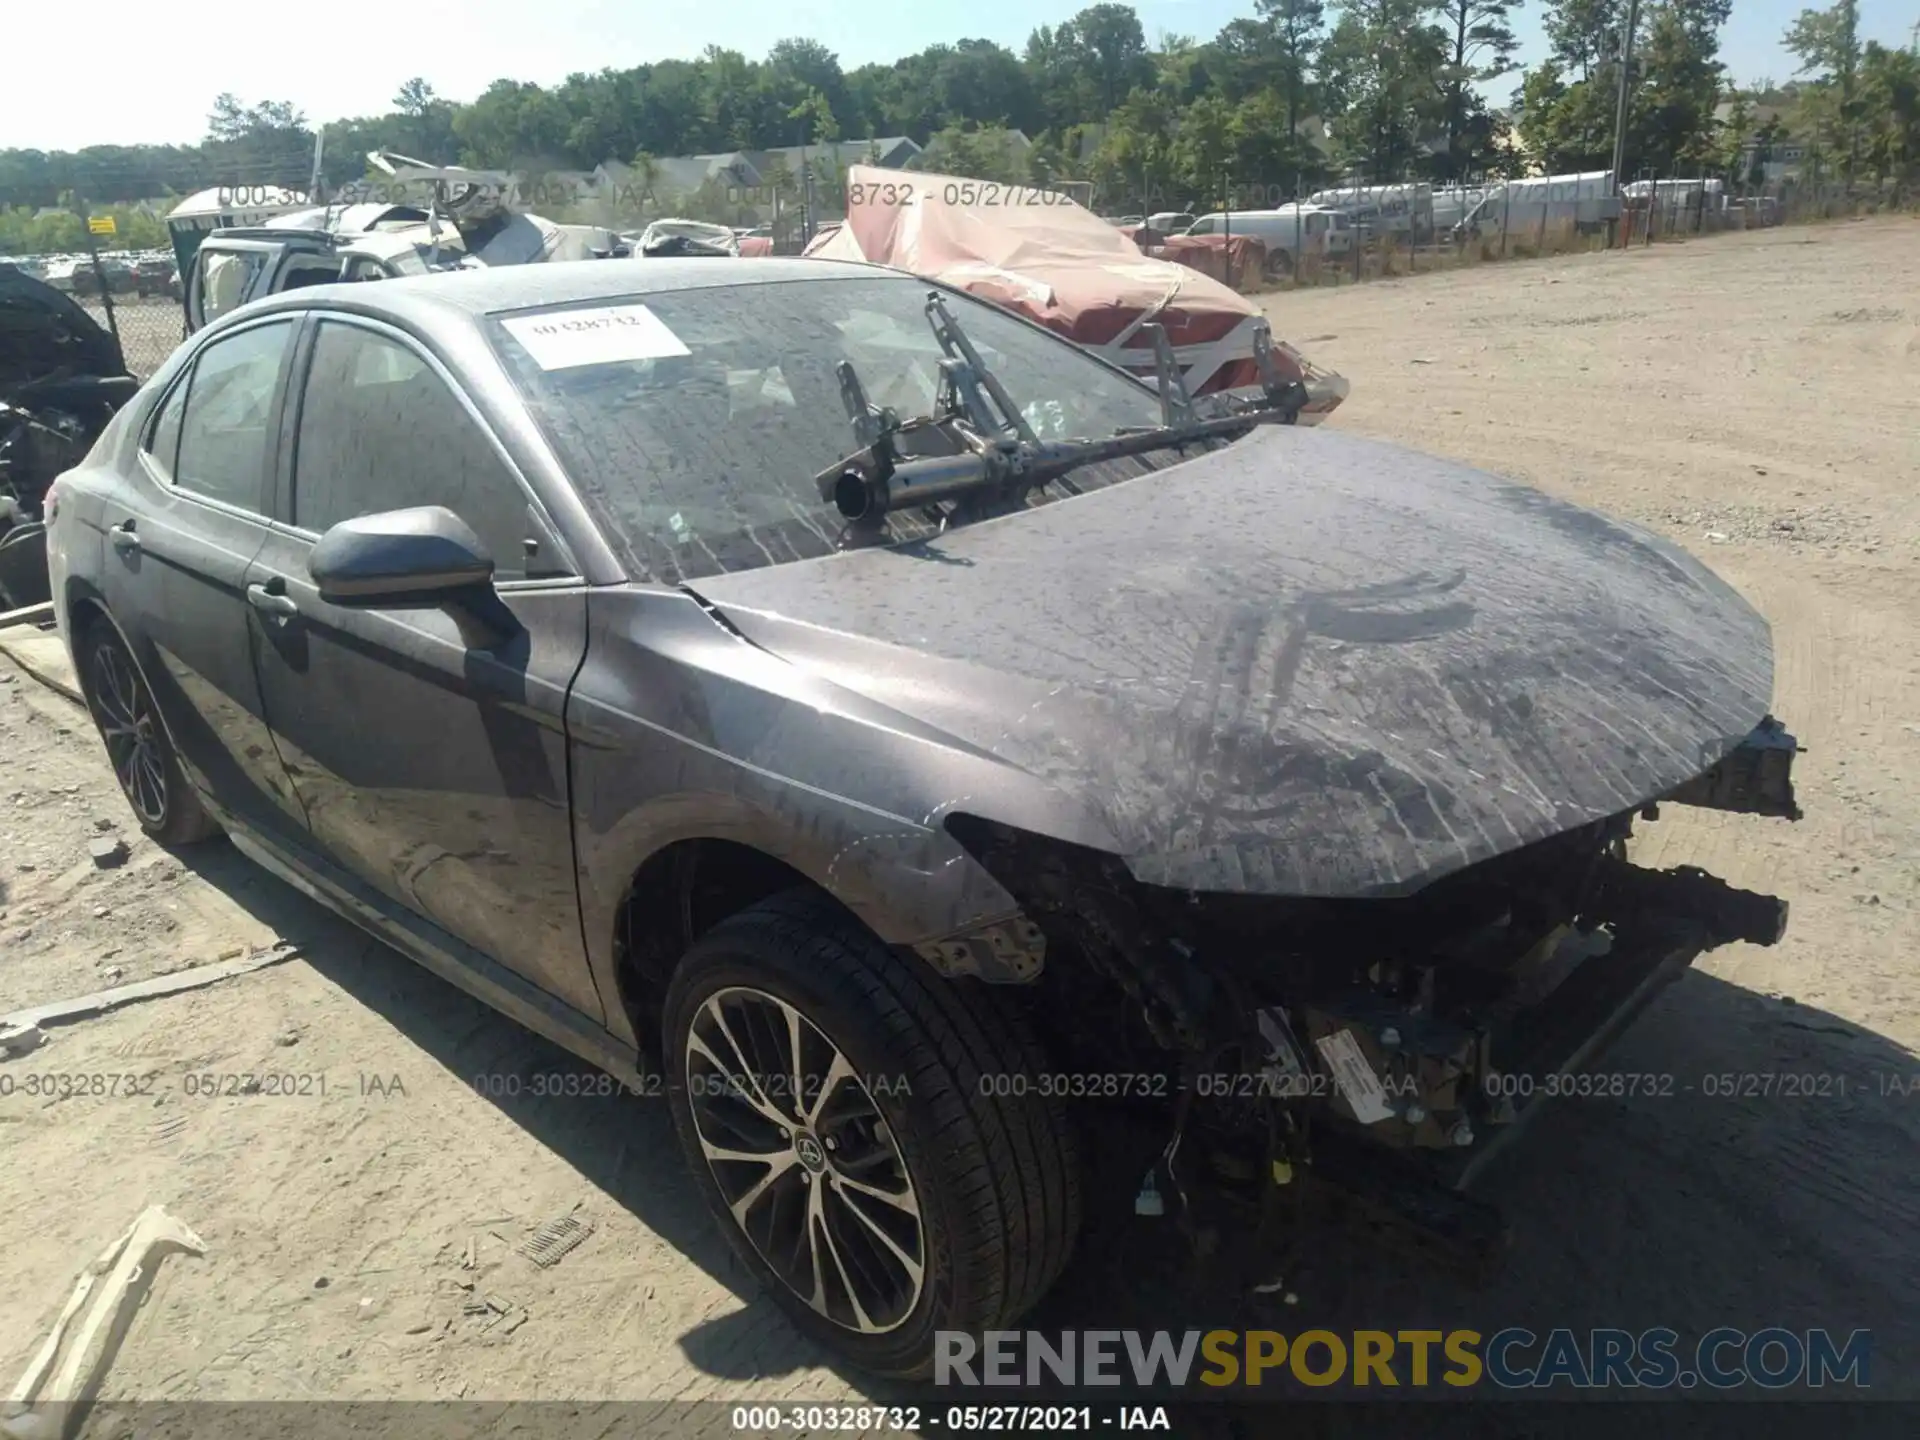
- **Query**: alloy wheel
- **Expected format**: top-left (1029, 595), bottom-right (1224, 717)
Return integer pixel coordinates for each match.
top-left (91, 638), bottom-right (168, 826)
top-left (684, 986), bottom-right (925, 1334)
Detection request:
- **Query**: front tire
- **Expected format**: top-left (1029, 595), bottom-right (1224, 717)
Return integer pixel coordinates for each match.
top-left (78, 619), bottom-right (220, 846)
top-left (663, 889), bottom-right (1082, 1378)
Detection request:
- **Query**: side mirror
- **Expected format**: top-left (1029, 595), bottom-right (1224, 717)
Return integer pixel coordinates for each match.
top-left (308, 505), bottom-right (494, 607)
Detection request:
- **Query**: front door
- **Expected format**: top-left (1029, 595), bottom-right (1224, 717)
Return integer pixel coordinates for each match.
top-left (100, 316), bottom-right (310, 839)
top-left (245, 315), bottom-right (602, 1020)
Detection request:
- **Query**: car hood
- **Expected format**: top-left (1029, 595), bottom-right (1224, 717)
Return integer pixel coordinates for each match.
top-left (0, 264), bottom-right (129, 393)
top-left (687, 426), bottom-right (1774, 898)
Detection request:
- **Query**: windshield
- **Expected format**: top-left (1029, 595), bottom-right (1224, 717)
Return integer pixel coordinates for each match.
top-left (489, 274), bottom-right (1170, 583)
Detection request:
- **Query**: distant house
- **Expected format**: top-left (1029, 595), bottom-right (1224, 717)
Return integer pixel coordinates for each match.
top-left (737, 137), bottom-right (923, 200)
top-left (614, 138), bottom-right (923, 210)
top-left (1715, 102), bottom-right (1804, 183)
top-left (747, 136), bottom-right (922, 177)
top-left (918, 127), bottom-right (1032, 172)
top-left (596, 152), bottom-right (766, 208)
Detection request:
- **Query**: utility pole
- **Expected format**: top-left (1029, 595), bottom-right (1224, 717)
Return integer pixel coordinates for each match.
top-left (1609, 0), bottom-right (1644, 187)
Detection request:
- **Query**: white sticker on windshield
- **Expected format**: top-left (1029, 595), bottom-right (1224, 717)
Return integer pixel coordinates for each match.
top-left (502, 304), bottom-right (691, 370)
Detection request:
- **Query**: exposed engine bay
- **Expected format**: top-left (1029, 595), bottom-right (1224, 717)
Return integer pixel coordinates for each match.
top-left (939, 718), bottom-right (1802, 1268)
top-left (0, 265), bottom-right (138, 608)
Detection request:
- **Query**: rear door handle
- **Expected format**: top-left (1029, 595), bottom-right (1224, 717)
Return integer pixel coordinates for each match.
top-left (109, 520), bottom-right (140, 554)
top-left (246, 582), bottom-right (299, 619)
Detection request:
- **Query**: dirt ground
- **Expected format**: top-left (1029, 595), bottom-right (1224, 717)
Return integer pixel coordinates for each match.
top-left (3, 217), bottom-right (1918, 1420)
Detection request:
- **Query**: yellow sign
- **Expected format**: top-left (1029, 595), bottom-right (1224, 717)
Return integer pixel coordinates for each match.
top-left (87, 215), bottom-right (116, 236)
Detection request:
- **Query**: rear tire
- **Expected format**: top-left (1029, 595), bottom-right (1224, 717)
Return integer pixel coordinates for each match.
top-left (77, 618), bottom-right (220, 846)
top-left (1264, 248), bottom-right (1294, 280)
top-left (663, 889), bottom-right (1082, 1379)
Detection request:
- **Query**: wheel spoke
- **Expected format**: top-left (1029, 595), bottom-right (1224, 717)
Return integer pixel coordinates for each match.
top-left (96, 656), bottom-right (134, 725)
top-left (783, 1000), bottom-right (808, 1120)
top-left (806, 1051), bottom-right (856, 1129)
top-left (134, 746), bottom-right (167, 821)
top-left (687, 1026), bottom-right (789, 1130)
top-left (808, 1177), bottom-right (877, 1333)
top-left (698, 1137), bottom-right (792, 1167)
top-left (831, 1168), bottom-right (921, 1218)
top-left (712, 1148), bottom-right (797, 1228)
top-left (829, 1181), bottom-right (925, 1293)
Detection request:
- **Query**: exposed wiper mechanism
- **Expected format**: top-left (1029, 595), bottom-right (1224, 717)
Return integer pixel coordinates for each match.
top-left (812, 292), bottom-right (1315, 534)
top-left (926, 291), bottom-right (1037, 445)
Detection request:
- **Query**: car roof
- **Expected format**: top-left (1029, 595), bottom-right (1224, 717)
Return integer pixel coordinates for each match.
top-left (237, 256), bottom-right (889, 332)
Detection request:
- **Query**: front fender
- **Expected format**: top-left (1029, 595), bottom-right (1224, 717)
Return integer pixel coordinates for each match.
top-left (567, 586), bottom-right (1074, 1025)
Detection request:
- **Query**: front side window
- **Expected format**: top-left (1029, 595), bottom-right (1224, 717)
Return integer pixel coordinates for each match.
top-left (489, 275), bottom-right (1169, 583)
top-left (291, 321), bottom-right (543, 579)
top-left (171, 320), bottom-right (293, 510)
top-left (198, 248), bottom-right (268, 324)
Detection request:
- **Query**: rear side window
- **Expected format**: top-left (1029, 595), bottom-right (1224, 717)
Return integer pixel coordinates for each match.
top-left (143, 376), bottom-right (187, 479)
top-left (290, 321), bottom-right (541, 579)
top-left (170, 320), bottom-right (293, 511)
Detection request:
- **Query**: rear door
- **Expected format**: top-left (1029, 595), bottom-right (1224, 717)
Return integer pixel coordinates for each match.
top-left (100, 316), bottom-right (310, 839)
top-left (244, 314), bottom-right (602, 1019)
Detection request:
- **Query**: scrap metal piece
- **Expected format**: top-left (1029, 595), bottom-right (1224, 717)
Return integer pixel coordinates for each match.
top-left (5, 1204), bottom-right (206, 1439)
top-left (1664, 715), bottom-right (1803, 820)
top-left (1141, 323), bottom-right (1196, 429)
top-left (913, 914), bottom-right (1047, 982)
top-left (0, 943), bottom-right (302, 1033)
top-left (0, 1021), bottom-right (45, 1060)
top-left (518, 1213), bottom-right (593, 1269)
top-left (1586, 857), bottom-right (1789, 948)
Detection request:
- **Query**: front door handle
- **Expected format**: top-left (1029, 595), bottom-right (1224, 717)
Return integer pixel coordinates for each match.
top-left (109, 520), bottom-right (140, 554)
top-left (245, 582), bottom-right (299, 619)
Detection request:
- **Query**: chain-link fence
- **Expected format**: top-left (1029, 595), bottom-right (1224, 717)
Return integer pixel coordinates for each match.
top-left (70, 286), bottom-right (191, 384)
top-left (19, 168), bottom-right (1916, 392)
top-left (1088, 172), bottom-right (1918, 296)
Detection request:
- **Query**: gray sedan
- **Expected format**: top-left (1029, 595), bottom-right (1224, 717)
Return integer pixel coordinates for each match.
top-left (44, 257), bottom-right (1802, 1377)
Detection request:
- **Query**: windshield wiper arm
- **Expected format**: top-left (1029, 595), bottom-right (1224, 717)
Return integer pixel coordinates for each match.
top-left (925, 292), bottom-right (1035, 444)
top-left (824, 405), bottom-right (1298, 524)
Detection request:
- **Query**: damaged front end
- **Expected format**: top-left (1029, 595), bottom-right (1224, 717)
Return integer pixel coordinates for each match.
top-left (1, 265), bottom-right (139, 608)
top-left (937, 718), bottom-right (1803, 1271)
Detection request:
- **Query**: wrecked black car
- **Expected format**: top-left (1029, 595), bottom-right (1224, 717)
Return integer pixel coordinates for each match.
top-left (45, 259), bottom-right (1800, 1379)
top-left (1, 265), bottom-right (140, 609)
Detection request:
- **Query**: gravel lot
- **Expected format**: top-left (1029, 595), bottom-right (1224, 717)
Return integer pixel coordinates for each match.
top-left (3, 217), bottom-right (1918, 1425)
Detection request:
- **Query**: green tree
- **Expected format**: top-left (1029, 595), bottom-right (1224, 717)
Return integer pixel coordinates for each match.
top-left (1088, 88), bottom-right (1179, 209)
top-left (1174, 93), bottom-right (1237, 205)
top-left (1519, 0), bottom-right (1729, 177)
top-left (1783, 2), bottom-right (1864, 182)
top-left (1857, 40), bottom-right (1920, 181)
top-left (1431, 0), bottom-right (1523, 178)
top-left (1256, 0), bottom-right (1328, 141)
top-left (1320, 0), bottom-right (1449, 176)
top-left (1634, 0), bottom-right (1729, 173)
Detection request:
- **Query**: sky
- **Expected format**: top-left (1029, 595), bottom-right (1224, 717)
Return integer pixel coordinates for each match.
top-left (5, 0), bottom-right (1917, 153)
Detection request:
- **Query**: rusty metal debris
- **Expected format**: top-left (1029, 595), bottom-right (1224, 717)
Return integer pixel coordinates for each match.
top-left (517, 1213), bottom-right (593, 1269)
